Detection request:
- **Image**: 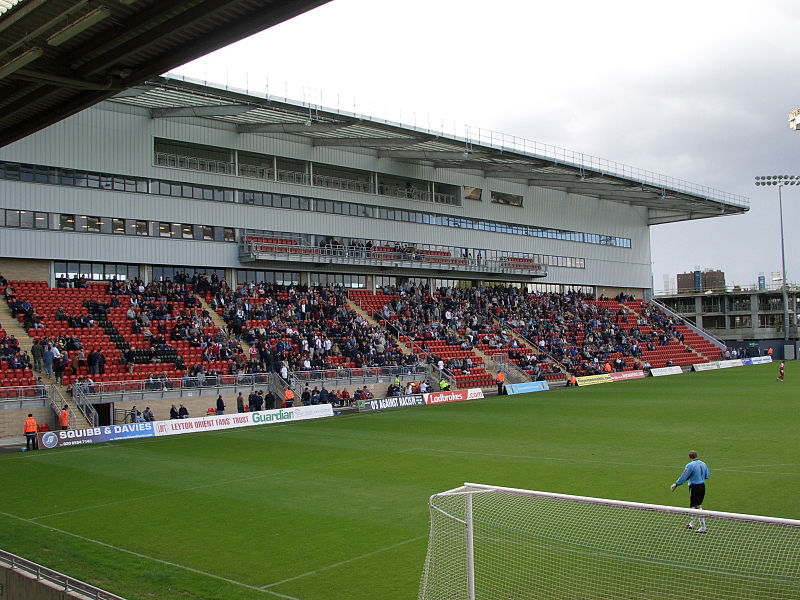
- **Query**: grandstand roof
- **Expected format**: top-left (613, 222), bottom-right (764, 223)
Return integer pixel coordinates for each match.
top-left (110, 75), bottom-right (749, 226)
top-left (0, 0), bottom-right (331, 148)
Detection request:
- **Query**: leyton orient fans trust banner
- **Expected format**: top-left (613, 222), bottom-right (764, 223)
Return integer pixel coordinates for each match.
top-left (38, 405), bottom-right (333, 449)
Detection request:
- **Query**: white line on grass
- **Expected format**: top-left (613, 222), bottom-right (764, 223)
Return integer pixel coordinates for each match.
top-left (0, 509), bottom-right (301, 600)
top-left (408, 447), bottom-right (676, 469)
top-left (260, 535), bottom-right (426, 590)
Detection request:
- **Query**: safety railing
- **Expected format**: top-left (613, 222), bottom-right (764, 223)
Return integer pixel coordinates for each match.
top-left (313, 173), bottom-right (373, 194)
top-left (648, 299), bottom-right (727, 351)
top-left (153, 151), bottom-right (234, 175)
top-left (291, 365), bottom-right (427, 389)
top-left (490, 352), bottom-right (532, 384)
top-left (277, 169), bottom-right (310, 185)
top-left (71, 384), bottom-right (99, 427)
top-left (241, 239), bottom-right (547, 276)
top-left (238, 163), bottom-right (274, 180)
top-left (0, 384), bottom-right (48, 401)
top-left (69, 372), bottom-right (294, 404)
top-left (0, 548), bottom-right (125, 600)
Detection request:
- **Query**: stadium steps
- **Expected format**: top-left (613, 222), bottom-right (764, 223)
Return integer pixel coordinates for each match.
top-left (496, 324), bottom-right (571, 377)
top-left (343, 297), bottom-right (413, 357)
top-left (617, 302), bottom-right (709, 366)
top-left (0, 303), bottom-right (91, 429)
top-left (196, 295), bottom-right (252, 356)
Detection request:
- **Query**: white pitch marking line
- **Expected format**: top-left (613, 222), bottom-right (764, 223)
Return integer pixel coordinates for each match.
top-left (260, 535), bottom-right (426, 590)
top-left (412, 448), bottom-right (800, 477)
top-left (0, 510), bottom-right (301, 600)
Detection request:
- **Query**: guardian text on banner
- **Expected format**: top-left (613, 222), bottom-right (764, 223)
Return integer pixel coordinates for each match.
top-left (153, 405), bottom-right (333, 437)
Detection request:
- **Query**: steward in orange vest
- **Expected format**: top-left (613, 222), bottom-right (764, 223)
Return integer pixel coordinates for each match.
top-left (496, 372), bottom-right (505, 395)
top-left (283, 388), bottom-right (295, 408)
top-left (24, 414), bottom-right (38, 451)
top-left (59, 406), bottom-right (69, 430)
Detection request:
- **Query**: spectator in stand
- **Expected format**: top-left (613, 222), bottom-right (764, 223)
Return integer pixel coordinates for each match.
top-left (142, 407), bottom-right (154, 422)
top-left (178, 404), bottom-right (189, 419)
top-left (216, 394), bottom-right (226, 415)
top-left (170, 404), bottom-right (180, 419)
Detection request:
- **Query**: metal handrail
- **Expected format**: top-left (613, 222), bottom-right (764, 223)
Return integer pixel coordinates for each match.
top-left (490, 352), bottom-right (531, 384)
top-left (648, 299), bottom-right (727, 351)
top-left (153, 151), bottom-right (234, 175)
top-left (313, 173), bottom-right (373, 194)
top-left (242, 240), bottom-right (546, 275)
top-left (70, 384), bottom-right (99, 427)
top-left (0, 384), bottom-right (48, 401)
top-left (499, 323), bottom-right (570, 375)
top-left (238, 163), bottom-right (274, 180)
top-left (0, 548), bottom-right (125, 600)
top-left (291, 365), bottom-right (427, 388)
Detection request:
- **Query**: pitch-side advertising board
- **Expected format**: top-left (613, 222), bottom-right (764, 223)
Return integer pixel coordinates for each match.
top-left (576, 374), bottom-right (612, 386)
top-left (693, 362), bottom-right (719, 372)
top-left (38, 405), bottom-right (333, 449)
top-left (650, 366), bottom-right (683, 377)
top-left (152, 404), bottom-right (333, 437)
top-left (504, 381), bottom-right (550, 395)
top-left (424, 388), bottom-right (485, 405)
top-left (358, 395), bottom-right (426, 412)
top-left (608, 370), bottom-right (645, 382)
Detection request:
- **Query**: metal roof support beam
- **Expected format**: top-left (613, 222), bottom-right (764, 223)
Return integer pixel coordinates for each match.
top-left (311, 137), bottom-right (421, 148)
top-left (377, 150), bottom-right (483, 160)
top-left (237, 122), bottom-right (349, 134)
top-left (150, 104), bottom-right (252, 118)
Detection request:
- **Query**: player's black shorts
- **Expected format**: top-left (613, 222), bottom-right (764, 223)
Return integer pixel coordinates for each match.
top-left (689, 483), bottom-right (705, 507)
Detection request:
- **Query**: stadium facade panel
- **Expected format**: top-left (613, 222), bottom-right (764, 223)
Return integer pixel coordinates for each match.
top-left (0, 79), bottom-right (735, 294)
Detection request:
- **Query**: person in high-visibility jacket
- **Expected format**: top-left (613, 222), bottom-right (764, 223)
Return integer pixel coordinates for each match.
top-left (59, 405), bottom-right (69, 430)
top-left (24, 414), bottom-right (38, 451)
top-left (284, 388), bottom-right (295, 408)
top-left (496, 372), bottom-right (505, 396)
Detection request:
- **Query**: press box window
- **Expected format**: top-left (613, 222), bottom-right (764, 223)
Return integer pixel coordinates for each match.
top-left (135, 220), bottom-right (149, 236)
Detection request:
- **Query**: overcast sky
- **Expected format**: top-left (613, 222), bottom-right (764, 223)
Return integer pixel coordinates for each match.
top-left (172, 0), bottom-right (800, 292)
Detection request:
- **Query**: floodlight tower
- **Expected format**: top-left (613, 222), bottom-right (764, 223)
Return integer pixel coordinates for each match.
top-left (790, 109), bottom-right (800, 130)
top-left (754, 175), bottom-right (798, 343)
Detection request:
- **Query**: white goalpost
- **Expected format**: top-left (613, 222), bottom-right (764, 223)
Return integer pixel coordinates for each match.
top-left (418, 482), bottom-right (800, 600)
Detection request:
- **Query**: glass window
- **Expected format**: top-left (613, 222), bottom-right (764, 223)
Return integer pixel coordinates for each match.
top-left (159, 222), bottom-right (172, 237)
top-left (86, 216), bottom-right (101, 233)
top-left (182, 224), bottom-right (193, 239)
top-left (59, 214), bottom-right (75, 231)
top-left (112, 218), bottom-right (125, 234)
top-left (202, 226), bottom-right (214, 241)
top-left (5, 210), bottom-right (19, 227)
top-left (136, 220), bottom-right (149, 236)
top-left (224, 227), bottom-right (235, 242)
top-left (34, 212), bottom-right (48, 229)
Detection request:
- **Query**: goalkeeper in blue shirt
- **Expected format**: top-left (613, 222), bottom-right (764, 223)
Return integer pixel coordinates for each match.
top-left (670, 450), bottom-right (710, 533)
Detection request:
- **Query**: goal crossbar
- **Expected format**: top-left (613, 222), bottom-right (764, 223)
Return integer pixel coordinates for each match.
top-left (419, 482), bottom-right (800, 600)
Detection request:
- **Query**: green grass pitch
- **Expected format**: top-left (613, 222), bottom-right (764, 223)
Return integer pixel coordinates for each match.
top-left (0, 363), bottom-right (797, 599)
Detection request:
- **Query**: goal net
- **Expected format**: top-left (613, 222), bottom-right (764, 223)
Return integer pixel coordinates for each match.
top-left (419, 483), bottom-right (800, 600)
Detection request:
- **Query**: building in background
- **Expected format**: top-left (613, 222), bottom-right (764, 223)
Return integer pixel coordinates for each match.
top-left (676, 269), bottom-right (726, 294)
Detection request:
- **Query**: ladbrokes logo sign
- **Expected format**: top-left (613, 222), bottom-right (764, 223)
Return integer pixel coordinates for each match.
top-left (424, 388), bottom-right (484, 405)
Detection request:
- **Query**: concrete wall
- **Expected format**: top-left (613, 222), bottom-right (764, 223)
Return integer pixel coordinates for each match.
top-left (0, 560), bottom-right (111, 600)
top-left (0, 406), bottom-right (55, 440)
top-left (0, 258), bottom-right (49, 283)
